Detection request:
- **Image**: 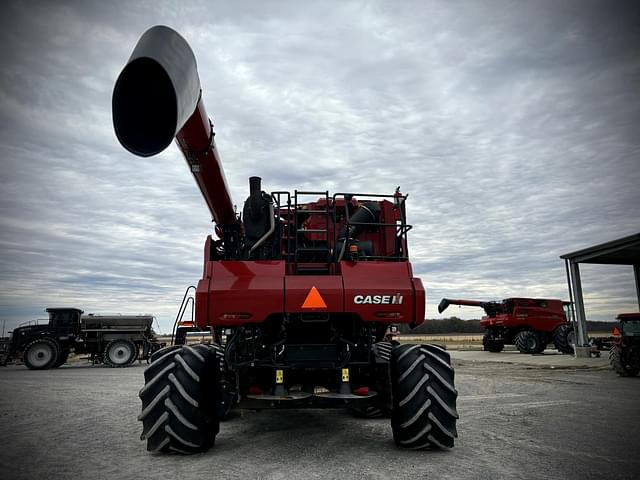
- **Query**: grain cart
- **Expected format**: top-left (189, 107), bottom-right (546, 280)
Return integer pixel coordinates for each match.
top-left (112, 25), bottom-right (458, 454)
top-left (438, 297), bottom-right (574, 354)
top-left (4, 308), bottom-right (163, 369)
top-left (609, 313), bottom-right (640, 376)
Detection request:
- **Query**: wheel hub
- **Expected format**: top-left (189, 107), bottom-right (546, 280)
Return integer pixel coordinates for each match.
top-left (28, 345), bottom-right (53, 368)
top-left (109, 344), bottom-right (132, 365)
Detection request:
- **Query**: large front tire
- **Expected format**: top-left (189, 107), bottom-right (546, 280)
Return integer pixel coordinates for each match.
top-left (391, 344), bottom-right (458, 449)
top-left (515, 330), bottom-right (543, 354)
top-left (138, 344), bottom-right (221, 453)
top-left (23, 338), bottom-right (59, 370)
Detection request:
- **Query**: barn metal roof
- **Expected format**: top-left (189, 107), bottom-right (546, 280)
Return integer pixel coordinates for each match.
top-left (560, 232), bottom-right (640, 265)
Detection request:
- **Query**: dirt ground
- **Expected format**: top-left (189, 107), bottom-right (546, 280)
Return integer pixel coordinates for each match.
top-left (0, 355), bottom-right (638, 480)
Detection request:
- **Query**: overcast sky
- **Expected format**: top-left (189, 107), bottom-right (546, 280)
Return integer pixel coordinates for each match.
top-left (1, 0), bottom-right (638, 333)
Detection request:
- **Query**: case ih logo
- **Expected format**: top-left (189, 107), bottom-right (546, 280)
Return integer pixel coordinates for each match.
top-left (353, 294), bottom-right (404, 305)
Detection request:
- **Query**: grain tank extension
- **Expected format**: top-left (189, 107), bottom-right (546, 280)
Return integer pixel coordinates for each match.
top-left (113, 25), bottom-right (458, 454)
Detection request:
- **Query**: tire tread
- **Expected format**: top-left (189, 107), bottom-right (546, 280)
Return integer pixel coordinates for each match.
top-left (138, 344), bottom-right (220, 454)
top-left (23, 338), bottom-right (60, 370)
top-left (391, 343), bottom-right (458, 450)
top-left (552, 324), bottom-right (574, 354)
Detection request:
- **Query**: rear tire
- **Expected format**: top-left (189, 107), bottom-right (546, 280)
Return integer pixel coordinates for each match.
top-left (391, 344), bottom-right (458, 449)
top-left (23, 338), bottom-right (59, 370)
top-left (553, 324), bottom-right (575, 354)
top-left (515, 330), bottom-right (542, 354)
top-left (482, 334), bottom-right (504, 353)
top-left (151, 345), bottom-right (182, 363)
top-left (609, 345), bottom-right (640, 377)
top-left (138, 344), bottom-right (221, 454)
top-left (104, 339), bottom-right (137, 367)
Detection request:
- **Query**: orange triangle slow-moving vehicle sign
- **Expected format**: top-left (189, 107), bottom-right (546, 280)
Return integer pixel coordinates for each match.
top-left (302, 286), bottom-right (327, 309)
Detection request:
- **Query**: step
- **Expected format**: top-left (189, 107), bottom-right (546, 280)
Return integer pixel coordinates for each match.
top-left (295, 263), bottom-right (332, 274)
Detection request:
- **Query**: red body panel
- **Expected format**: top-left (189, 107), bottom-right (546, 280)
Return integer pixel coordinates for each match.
top-left (195, 276), bottom-right (210, 329)
top-left (196, 257), bottom-right (426, 328)
top-left (199, 261), bottom-right (285, 327)
top-left (285, 276), bottom-right (343, 313)
top-left (342, 262), bottom-right (417, 323)
top-left (479, 298), bottom-right (567, 333)
top-left (412, 278), bottom-right (426, 326)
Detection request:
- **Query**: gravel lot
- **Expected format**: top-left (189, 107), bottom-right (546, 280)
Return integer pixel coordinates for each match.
top-left (1, 356), bottom-right (639, 480)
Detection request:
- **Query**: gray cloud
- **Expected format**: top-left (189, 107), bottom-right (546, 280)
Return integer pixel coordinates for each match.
top-left (1, 0), bottom-right (639, 333)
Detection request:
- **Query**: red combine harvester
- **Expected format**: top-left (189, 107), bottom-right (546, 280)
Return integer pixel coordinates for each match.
top-left (112, 26), bottom-right (458, 454)
top-left (438, 297), bottom-right (574, 354)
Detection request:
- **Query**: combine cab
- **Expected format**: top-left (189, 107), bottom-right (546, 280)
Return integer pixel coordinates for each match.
top-left (609, 313), bottom-right (640, 376)
top-left (112, 26), bottom-right (458, 454)
top-left (438, 297), bottom-right (574, 354)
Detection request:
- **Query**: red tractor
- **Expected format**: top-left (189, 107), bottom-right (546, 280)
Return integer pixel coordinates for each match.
top-left (609, 313), bottom-right (640, 377)
top-left (112, 26), bottom-right (458, 454)
top-left (438, 297), bottom-right (574, 354)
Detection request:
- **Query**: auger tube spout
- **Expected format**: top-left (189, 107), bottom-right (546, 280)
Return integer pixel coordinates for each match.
top-left (438, 298), bottom-right (486, 314)
top-left (112, 25), bottom-right (236, 226)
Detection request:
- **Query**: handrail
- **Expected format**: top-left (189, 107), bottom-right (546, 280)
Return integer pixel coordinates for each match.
top-left (170, 286), bottom-right (196, 346)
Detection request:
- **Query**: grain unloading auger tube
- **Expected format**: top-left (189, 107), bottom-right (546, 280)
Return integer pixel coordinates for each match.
top-left (112, 25), bottom-right (236, 228)
top-left (113, 25), bottom-right (457, 454)
top-left (438, 298), bottom-right (486, 314)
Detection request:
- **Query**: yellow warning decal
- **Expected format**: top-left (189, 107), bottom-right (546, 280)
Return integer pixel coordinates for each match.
top-left (276, 369), bottom-right (284, 384)
top-left (341, 368), bottom-right (350, 382)
top-left (302, 286), bottom-right (327, 309)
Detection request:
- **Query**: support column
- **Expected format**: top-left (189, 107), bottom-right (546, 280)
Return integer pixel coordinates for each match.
top-left (569, 261), bottom-right (589, 349)
top-left (564, 259), bottom-right (578, 340)
top-left (634, 264), bottom-right (640, 309)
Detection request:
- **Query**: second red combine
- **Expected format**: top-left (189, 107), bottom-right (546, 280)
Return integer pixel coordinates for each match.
top-left (112, 25), bottom-right (458, 454)
top-left (438, 297), bottom-right (575, 354)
